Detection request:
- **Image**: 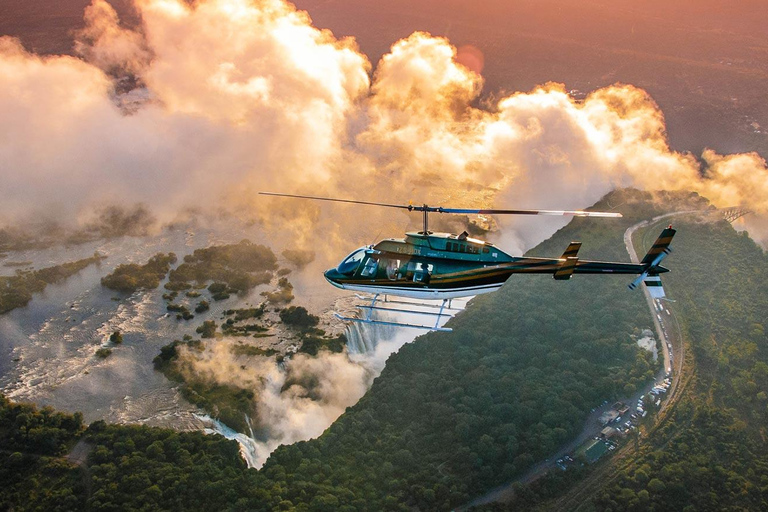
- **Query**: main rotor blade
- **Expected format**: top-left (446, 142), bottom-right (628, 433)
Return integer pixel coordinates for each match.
top-left (258, 192), bottom-right (411, 210)
top-left (437, 207), bottom-right (622, 217)
top-left (259, 192), bottom-right (622, 217)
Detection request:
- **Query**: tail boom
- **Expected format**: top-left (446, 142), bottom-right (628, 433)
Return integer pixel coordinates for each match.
top-left (542, 225), bottom-right (676, 298)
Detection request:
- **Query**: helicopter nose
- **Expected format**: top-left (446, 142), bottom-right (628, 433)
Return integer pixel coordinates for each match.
top-left (323, 268), bottom-right (345, 288)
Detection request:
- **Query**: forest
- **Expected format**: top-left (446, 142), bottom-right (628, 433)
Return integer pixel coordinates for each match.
top-left (584, 217), bottom-right (768, 511)
top-left (3, 189), bottom-right (766, 511)
top-left (482, 200), bottom-right (768, 511)
top-left (101, 252), bottom-right (177, 293)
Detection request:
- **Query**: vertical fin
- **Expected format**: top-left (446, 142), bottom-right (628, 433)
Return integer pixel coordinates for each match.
top-left (630, 226), bottom-right (675, 295)
top-left (641, 226), bottom-right (676, 265)
top-left (561, 242), bottom-right (582, 259)
top-left (554, 242), bottom-right (581, 280)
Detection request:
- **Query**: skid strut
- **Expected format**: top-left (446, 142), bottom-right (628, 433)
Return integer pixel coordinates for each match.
top-left (335, 294), bottom-right (456, 332)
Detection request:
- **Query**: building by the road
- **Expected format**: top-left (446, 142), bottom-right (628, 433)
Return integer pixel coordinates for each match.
top-left (613, 402), bottom-right (630, 415)
top-left (598, 410), bottom-right (619, 426)
top-left (579, 439), bottom-right (610, 463)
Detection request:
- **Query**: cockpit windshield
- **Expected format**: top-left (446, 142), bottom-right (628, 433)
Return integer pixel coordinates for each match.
top-left (337, 248), bottom-right (366, 275)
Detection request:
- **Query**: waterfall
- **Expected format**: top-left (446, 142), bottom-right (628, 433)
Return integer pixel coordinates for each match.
top-left (245, 413), bottom-right (257, 440)
top-left (344, 298), bottom-right (464, 355)
top-left (344, 311), bottom-right (399, 354)
top-left (198, 414), bottom-right (261, 469)
top-left (344, 320), bottom-right (377, 354)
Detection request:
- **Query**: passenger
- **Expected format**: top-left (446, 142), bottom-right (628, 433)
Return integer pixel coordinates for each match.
top-left (386, 259), bottom-right (399, 280)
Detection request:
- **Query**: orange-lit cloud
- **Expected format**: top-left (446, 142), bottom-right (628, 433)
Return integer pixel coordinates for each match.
top-left (0, 0), bottom-right (767, 248)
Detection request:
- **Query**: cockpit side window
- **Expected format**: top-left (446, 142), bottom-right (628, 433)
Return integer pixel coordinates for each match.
top-left (360, 256), bottom-right (379, 277)
top-left (337, 249), bottom-right (366, 275)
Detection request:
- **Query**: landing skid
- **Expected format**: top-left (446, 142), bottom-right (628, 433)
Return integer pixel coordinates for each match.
top-left (334, 293), bottom-right (457, 332)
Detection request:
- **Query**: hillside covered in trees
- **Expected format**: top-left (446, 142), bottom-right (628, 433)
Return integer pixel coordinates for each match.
top-left (481, 199), bottom-right (768, 511)
top-left (5, 189), bottom-right (767, 511)
top-left (583, 216), bottom-right (768, 511)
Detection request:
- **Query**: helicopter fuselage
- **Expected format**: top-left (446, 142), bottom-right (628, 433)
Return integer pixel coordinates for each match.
top-left (323, 231), bottom-right (668, 300)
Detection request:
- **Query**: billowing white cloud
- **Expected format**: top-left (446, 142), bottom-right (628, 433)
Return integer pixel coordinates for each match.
top-left (1, 0), bottom-right (766, 243)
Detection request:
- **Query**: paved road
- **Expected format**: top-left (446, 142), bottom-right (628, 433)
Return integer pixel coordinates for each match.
top-left (623, 211), bottom-right (697, 375)
top-left (543, 213), bottom-right (701, 510)
top-left (624, 220), bottom-right (671, 373)
top-left (624, 212), bottom-right (699, 412)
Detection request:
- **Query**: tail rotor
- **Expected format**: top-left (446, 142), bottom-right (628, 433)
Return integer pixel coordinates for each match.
top-left (628, 225), bottom-right (676, 298)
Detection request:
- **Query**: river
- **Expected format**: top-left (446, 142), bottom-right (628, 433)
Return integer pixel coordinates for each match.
top-left (0, 224), bottom-right (461, 467)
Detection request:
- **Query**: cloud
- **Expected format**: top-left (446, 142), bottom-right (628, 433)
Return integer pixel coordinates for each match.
top-left (74, 0), bottom-right (152, 77)
top-left (0, 0), bottom-right (370, 241)
top-left (1, 0), bottom-right (767, 246)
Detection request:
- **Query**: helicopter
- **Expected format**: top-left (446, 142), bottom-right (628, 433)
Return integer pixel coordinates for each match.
top-left (260, 192), bottom-right (675, 332)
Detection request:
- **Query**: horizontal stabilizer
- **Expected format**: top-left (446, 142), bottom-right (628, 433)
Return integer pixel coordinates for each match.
top-left (554, 257), bottom-right (578, 280)
top-left (643, 276), bottom-right (666, 299)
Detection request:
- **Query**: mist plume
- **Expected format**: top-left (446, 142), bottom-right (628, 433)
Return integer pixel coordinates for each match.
top-left (177, 333), bottom-right (409, 467)
top-left (1, 0), bottom-right (766, 249)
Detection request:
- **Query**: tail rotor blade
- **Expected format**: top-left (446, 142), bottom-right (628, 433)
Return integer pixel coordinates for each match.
top-left (628, 271), bottom-right (648, 291)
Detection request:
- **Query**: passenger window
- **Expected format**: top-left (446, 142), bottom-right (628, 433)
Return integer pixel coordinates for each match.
top-left (413, 263), bottom-right (433, 283)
